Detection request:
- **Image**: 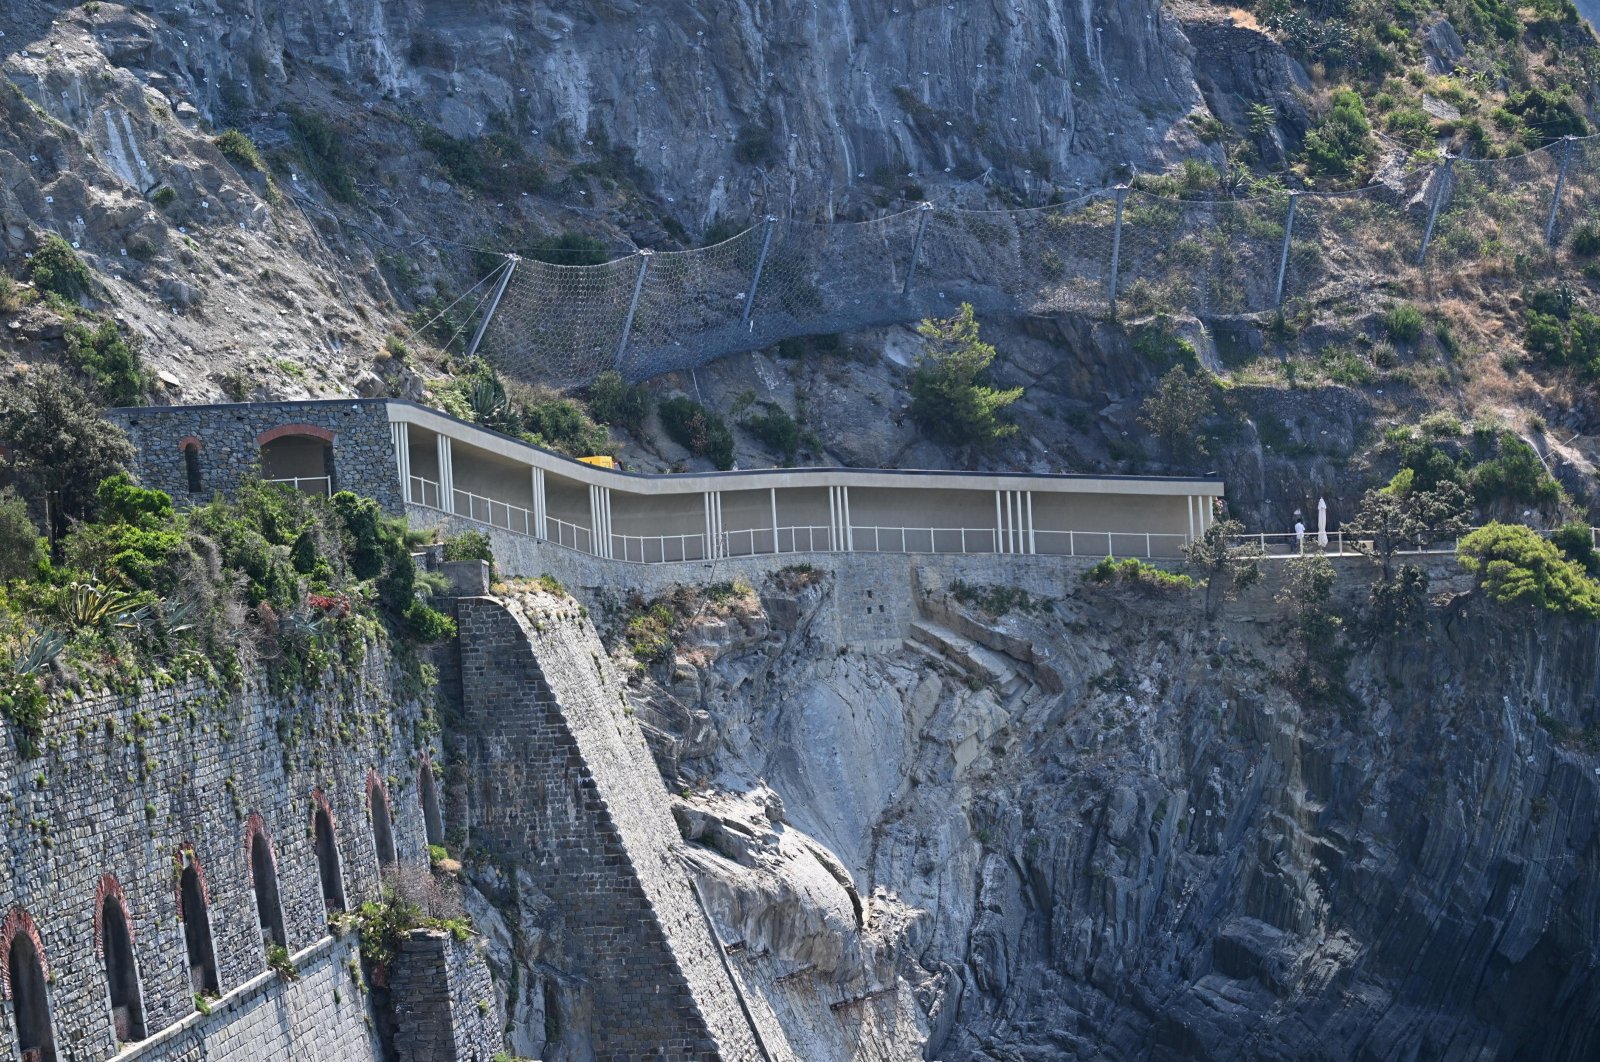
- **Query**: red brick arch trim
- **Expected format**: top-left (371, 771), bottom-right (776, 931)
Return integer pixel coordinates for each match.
top-left (244, 812), bottom-right (276, 886)
top-left (0, 907), bottom-right (48, 998)
top-left (178, 435), bottom-right (203, 453)
top-left (172, 846), bottom-right (211, 916)
top-left (310, 787), bottom-right (338, 833)
top-left (365, 769), bottom-right (390, 811)
top-left (93, 875), bottom-right (136, 961)
top-left (257, 423), bottom-right (335, 446)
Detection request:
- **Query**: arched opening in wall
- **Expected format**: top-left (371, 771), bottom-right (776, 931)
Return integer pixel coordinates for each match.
top-left (419, 761), bottom-right (443, 848)
top-left (178, 862), bottom-right (220, 996)
top-left (257, 424), bottom-right (335, 496)
top-left (179, 437), bottom-right (203, 495)
top-left (247, 819), bottom-right (288, 951)
top-left (5, 912), bottom-right (56, 1062)
top-left (99, 892), bottom-right (145, 1044)
top-left (369, 775), bottom-right (398, 869)
top-left (312, 795), bottom-right (346, 913)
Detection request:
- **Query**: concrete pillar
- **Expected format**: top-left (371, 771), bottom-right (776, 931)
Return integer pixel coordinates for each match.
top-left (436, 434), bottom-right (454, 514)
top-left (531, 467), bottom-right (546, 540)
top-left (1025, 491), bottom-right (1035, 555)
top-left (842, 486), bottom-right (853, 551)
top-left (828, 487), bottom-right (839, 552)
top-left (391, 421), bottom-right (411, 503)
top-left (588, 484), bottom-right (613, 558)
top-left (770, 487), bottom-right (779, 554)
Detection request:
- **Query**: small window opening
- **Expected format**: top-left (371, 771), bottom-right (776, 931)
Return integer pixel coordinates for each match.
top-left (419, 766), bottom-right (444, 848)
top-left (314, 806), bottom-right (346, 913)
top-left (101, 899), bottom-right (145, 1043)
top-left (249, 831), bottom-right (288, 951)
top-left (370, 784), bottom-right (398, 867)
top-left (179, 866), bottom-right (219, 996)
top-left (9, 927), bottom-right (56, 1062)
top-left (183, 445), bottom-right (202, 494)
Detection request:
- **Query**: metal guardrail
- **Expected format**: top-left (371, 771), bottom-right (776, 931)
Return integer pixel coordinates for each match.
top-left (263, 476), bottom-right (331, 497)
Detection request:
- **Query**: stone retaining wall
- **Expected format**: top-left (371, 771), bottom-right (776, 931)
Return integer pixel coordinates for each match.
top-left (109, 400), bottom-right (400, 510)
top-left (0, 650), bottom-right (433, 1061)
top-left (114, 936), bottom-right (377, 1061)
top-left (454, 595), bottom-right (763, 1060)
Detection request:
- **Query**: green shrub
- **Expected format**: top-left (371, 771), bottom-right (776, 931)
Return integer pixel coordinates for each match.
top-left (1140, 366), bottom-right (1215, 457)
top-left (151, 186), bottom-right (177, 208)
top-left (214, 129), bottom-right (266, 172)
top-left (909, 303), bottom-right (1021, 450)
top-left (442, 530), bottom-right (493, 566)
top-left (1086, 556), bottom-right (1195, 590)
top-left (522, 395), bottom-right (610, 457)
top-left (1383, 303), bottom-right (1425, 343)
top-left (528, 231), bottom-right (610, 266)
top-left (1419, 411), bottom-right (1462, 438)
top-left (1551, 522), bottom-right (1600, 578)
top-left (1469, 432), bottom-right (1563, 508)
top-left (288, 107), bottom-right (356, 203)
top-left (64, 318), bottom-right (147, 406)
top-left (1301, 89), bottom-right (1377, 182)
top-left (27, 235), bottom-right (91, 302)
top-left (586, 370), bottom-right (651, 433)
top-left (1458, 523), bottom-right (1600, 618)
top-left (0, 489), bottom-right (44, 581)
top-left (744, 405), bottom-right (800, 462)
top-left (1572, 220), bottom-right (1600, 258)
top-left (659, 396), bottom-right (735, 469)
top-left (0, 367), bottom-right (135, 539)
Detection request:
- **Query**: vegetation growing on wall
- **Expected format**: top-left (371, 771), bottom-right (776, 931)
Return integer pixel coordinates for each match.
top-left (432, 357), bottom-right (614, 457)
top-left (0, 399), bottom-right (455, 758)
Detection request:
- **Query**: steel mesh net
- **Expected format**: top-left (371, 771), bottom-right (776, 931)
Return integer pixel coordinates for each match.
top-left (473, 135), bottom-right (1600, 388)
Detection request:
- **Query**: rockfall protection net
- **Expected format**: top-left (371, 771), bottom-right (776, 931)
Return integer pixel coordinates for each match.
top-left (475, 133), bottom-right (1600, 388)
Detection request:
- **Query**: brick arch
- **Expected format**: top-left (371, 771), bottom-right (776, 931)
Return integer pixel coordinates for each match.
top-left (310, 787), bottom-right (338, 833)
top-left (365, 769), bottom-right (389, 806)
top-left (0, 907), bottom-right (48, 999)
top-left (243, 812), bottom-right (275, 886)
top-left (177, 435), bottom-right (203, 453)
top-left (257, 423), bottom-right (335, 446)
top-left (172, 845), bottom-right (211, 912)
top-left (93, 875), bottom-right (136, 961)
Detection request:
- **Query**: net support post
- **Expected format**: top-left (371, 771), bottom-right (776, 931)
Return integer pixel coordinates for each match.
top-left (614, 250), bottom-right (652, 371)
top-left (465, 255), bottom-right (519, 359)
top-left (1417, 155), bottom-right (1454, 267)
top-left (902, 202), bottom-right (934, 296)
top-left (1107, 186), bottom-right (1128, 316)
top-left (1547, 135), bottom-right (1577, 248)
top-left (1273, 192), bottom-right (1298, 309)
top-left (740, 217), bottom-right (777, 329)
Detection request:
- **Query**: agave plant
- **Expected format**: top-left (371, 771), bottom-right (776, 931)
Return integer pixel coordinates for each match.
top-left (465, 374), bottom-right (509, 424)
top-left (60, 580), bottom-right (151, 631)
top-left (11, 628), bottom-right (66, 678)
top-left (161, 596), bottom-right (201, 636)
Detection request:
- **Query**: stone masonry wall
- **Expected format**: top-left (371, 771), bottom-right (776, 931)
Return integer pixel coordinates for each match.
top-left (0, 648), bottom-right (435, 1061)
top-left (386, 931), bottom-right (500, 1062)
top-left (110, 400), bottom-right (401, 510)
top-left (455, 595), bottom-right (762, 1061)
top-left (115, 936), bottom-right (378, 1061)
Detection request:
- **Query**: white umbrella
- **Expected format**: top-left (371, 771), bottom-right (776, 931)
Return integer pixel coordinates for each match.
top-left (1317, 497), bottom-right (1328, 548)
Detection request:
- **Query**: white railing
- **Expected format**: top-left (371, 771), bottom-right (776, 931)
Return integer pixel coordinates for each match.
top-left (1232, 526), bottom-right (1600, 558)
top-left (612, 532), bottom-right (709, 564)
top-left (453, 488), bottom-right (533, 537)
top-left (545, 516), bottom-right (593, 555)
top-left (847, 525), bottom-right (1001, 555)
top-left (722, 525), bottom-right (833, 557)
top-left (264, 476), bottom-right (331, 497)
top-left (1033, 529), bottom-right (1192, 559)
top-left (408, 475), bottom-right (442, 511)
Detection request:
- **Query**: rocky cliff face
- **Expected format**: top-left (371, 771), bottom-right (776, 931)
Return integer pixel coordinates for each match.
top-left (629, 560), bottom-right (1600, 1060)
top-left (0, 0), bottom-right (1241, 401)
